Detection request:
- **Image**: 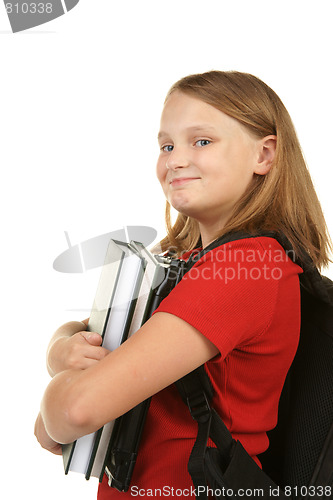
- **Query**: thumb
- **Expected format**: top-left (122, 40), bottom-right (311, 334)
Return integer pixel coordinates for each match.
top-left (80, 331), bottom-right (103, 346)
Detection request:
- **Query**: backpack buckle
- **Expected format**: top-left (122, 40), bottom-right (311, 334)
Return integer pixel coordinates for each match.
top-left (186, 391), bottom-right (211, 423)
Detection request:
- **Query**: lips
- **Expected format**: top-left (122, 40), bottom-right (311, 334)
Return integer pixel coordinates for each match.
top-left (169, 177), bottom-right (200, 187)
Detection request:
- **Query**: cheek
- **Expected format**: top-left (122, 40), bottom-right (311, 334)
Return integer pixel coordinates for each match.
top-left (156, 158), bottom-right (166, 185)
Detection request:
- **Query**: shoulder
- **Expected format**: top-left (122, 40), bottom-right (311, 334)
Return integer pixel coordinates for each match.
top-left (193, 235), bottom-right (295, 262)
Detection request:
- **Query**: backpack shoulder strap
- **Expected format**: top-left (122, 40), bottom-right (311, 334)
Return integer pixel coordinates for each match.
top-left (175, 366), bottom-right (235, 498)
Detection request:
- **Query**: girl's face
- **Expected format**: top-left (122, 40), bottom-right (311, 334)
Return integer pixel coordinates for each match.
top-left (156, 91), bottom-right (264, 229)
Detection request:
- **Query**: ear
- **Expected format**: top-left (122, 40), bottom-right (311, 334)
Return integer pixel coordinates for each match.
top-left (254, 135), bottom-right (277, 175)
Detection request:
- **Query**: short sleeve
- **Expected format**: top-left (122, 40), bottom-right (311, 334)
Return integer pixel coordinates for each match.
top-left (154, 237), bottom-right (294, 359)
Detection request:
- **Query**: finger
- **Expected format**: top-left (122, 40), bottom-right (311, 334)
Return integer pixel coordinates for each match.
top-left (50, 443), bottom-right (63, 456)
top-left (76, 355), bottom-right (108, 370)
top-left (85, 345), bottom-right (110, 361)
top-left (80, 331), bottom-right (103, 346)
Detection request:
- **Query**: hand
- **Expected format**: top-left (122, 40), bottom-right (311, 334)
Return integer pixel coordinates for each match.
top-left (34, 412), bottom-right (62, 455)
top-left (47, 326), bottom-right (110, 376)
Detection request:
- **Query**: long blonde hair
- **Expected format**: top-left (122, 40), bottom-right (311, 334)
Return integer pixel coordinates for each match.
top-left (158, 70), bottom-right (331, 269)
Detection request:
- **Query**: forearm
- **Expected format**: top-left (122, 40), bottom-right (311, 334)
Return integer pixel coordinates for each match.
top-left (41, 348), bottom-right (133, 444)
top-left (46, 320), bottom-right (88, 377)
top-left (34, 412), bottom-right (62, 455)
top-left (39, 312), bottom-right (218, 445)
top-left (41, 369), bottom-right (87, 444)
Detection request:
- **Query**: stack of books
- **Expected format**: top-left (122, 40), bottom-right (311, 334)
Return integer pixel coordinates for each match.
top-left (62, 239), bottom-right (185, 489)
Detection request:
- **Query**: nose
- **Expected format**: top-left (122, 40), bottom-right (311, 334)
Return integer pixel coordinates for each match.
top-left (166, 147), bottom-right (190, 170)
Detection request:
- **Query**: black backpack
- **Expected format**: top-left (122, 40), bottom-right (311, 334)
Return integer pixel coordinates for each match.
top-left (176, 231), bottom-right (333, 499)
top-left (105, 231), bottom-right (333, 499)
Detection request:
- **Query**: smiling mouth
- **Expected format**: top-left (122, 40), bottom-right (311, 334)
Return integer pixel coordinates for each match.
top-left (169, 177), bottom-right (200, 187)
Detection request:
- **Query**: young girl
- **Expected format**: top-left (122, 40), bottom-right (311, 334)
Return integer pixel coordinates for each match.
top-left (35, 71), bottom-right (331, 498)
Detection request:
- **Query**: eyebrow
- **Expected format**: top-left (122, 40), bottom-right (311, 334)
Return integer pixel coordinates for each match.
top-left (158, 124), bottom-right (217, 140)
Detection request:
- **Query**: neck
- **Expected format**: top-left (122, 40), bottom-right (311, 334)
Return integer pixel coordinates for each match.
top-left (199, 220), bottom-right (227, 249)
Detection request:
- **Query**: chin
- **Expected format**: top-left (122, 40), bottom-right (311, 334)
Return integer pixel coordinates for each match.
top-left (169, 200), bottom-right (189, 215)
top-left (169, 195), bottom-right (193, 213)
top-left (170, 204), bottom-right (200, 221)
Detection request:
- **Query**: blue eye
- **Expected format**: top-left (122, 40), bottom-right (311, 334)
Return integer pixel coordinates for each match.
top-left (162, 145), bottom-right (174, 152)
top-left (196, 139), bottom-right (211, 147)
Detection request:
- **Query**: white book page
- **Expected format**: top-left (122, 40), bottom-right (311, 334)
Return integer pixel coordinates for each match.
top-left (90, 421), bottom-right (115, 479)
top-left (102, 253), bottom-right (144, 351)
top-left (68, 433), bottom-right (96, 474)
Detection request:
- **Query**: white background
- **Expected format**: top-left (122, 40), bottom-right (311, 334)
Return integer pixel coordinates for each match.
top-left (0, 1), bottom-right (332, 499)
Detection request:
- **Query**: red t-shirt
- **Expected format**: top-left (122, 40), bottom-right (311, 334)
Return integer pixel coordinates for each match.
top-left (98, 237), bottom-right (302, 498)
